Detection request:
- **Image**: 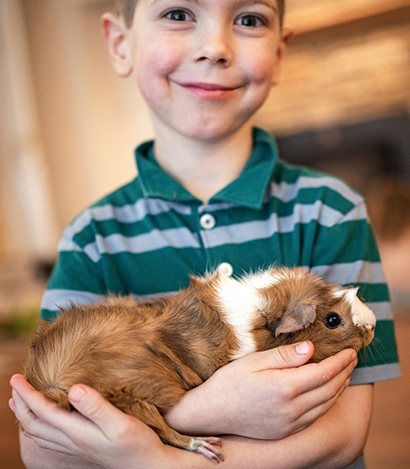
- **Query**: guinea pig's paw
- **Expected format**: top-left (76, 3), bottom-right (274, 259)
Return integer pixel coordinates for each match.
top-left (189, 436), bottom-right (224, 463)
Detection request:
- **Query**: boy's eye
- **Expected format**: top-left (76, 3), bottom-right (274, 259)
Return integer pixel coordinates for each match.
top-left (164, 9), bottom-right (194, 22)
top-left (235, 14), bottom-right (266, 28)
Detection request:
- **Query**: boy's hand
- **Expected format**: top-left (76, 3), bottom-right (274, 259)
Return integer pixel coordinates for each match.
top-left (166, 341), bottom-right (358, 440)
top-left (9, 374), bottom-right (169, 469)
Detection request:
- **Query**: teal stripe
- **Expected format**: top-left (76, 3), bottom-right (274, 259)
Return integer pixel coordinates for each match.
top-left (47, 252), bottom-right (105, 293)
top-left (357, 320), bottom-right (399, 367)
top-left (356, 283), bottom-right (390, 303)
top-left (41, 309), bottom-right (61, 322)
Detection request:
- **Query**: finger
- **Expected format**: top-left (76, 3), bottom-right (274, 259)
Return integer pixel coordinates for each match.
top-left (68, 384), bottom-right (162, 452)
top-left (9, 398), bottom-right (16, 414)
top-left (290, 349), bottom-right (357, 395)
top-left (12, 386), bottom-right (73, 453)
top-left (285, 356), bottom-right (356, 433)
top-left (244, 341), bottom-right (314, 372)
top-left (10, 374), bottom-right (71, 429)
top-left (10, 374), bottom-right (96, 450)
top-left (301, 359), bottom-right (356, 412)
top-left (291, 375), bottom-right (351, 434)
top-left (21, 429), bottom-right (73, 454)
top-left (68, 385), bottom-right (142, 438)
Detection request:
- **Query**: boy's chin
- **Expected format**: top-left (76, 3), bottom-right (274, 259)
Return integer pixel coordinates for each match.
top-left (163, 119), bottom-right (252, 144)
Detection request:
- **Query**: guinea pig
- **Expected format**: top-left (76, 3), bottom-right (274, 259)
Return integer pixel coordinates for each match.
top-left (25, 266), bottom-right (376, 463)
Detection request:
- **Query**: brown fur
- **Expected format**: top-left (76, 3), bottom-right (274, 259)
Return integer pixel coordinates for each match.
top-left (25, 267), bottom-right (374, 463)
top-left (250, 269), bottom-right (374, 361)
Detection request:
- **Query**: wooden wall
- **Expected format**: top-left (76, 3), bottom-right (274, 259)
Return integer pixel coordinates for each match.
top-left (256, 0), bottom-right (410, 134)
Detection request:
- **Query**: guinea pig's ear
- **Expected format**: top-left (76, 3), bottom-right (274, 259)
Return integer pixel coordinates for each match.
top-left (275, 303), bottom-right (316, 337)
top-left (343, 287), bottom-right (360, 306)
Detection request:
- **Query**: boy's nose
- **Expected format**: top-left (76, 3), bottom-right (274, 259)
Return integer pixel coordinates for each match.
top-left (193, 28), bottom-right (233, 67)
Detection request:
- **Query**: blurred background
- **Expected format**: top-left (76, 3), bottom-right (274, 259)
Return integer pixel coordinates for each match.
top-left (0, 0), bottom-right (409, 467)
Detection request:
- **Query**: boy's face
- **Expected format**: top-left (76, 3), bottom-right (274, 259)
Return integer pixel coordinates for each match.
top-left (104, 0), bottom-right (290, 142)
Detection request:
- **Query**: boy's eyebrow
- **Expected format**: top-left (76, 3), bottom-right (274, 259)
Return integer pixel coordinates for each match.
top-left (149, 0), bottom-right (277, 12)
top-left (233, 0), bottom-right (278, 12)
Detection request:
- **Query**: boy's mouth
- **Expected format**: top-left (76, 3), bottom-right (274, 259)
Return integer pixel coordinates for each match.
top-left (176, 82), bottom-right (239, 100)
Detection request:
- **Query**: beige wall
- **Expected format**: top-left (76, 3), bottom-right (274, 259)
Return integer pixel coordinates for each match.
top-left (22, 0), bottom-right (154, 235)
top-left (0, 0), bottom-right (59, 261)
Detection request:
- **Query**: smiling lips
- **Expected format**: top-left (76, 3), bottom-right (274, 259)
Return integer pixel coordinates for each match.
top-left (177, 82), bottom-right (240, 99)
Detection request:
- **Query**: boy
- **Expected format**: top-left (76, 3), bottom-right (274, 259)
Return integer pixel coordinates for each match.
top-left (10, 0), bottom-right (400, 468)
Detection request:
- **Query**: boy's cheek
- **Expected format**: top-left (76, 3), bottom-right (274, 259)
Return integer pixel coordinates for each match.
top-left (137, 35), bottom-right (186, 76)
top-left (242, 51), bottom-right (279, 85)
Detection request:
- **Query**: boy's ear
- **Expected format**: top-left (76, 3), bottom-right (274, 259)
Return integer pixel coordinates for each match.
top-left (101, 13), bottom-right (133, 78)
top-left (271, 26), bottom-right (293, 87)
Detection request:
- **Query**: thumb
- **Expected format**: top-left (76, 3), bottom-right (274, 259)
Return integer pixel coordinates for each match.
top-left (253, 341), bottom-right (314, 371)
top-left (68, 385), bottom-right (122, 428)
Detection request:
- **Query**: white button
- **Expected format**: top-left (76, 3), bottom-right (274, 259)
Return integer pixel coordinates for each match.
top-left (218, 262), bottom-right (233, 277)
top-left (200, 214), bottom-right (216, 230)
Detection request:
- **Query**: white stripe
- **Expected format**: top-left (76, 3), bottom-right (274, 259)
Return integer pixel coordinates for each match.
top-left (84, 242), bottom-right (101, 263)
top-left (201, 201), bottom-right (362, 248)
top-left (198, 202), bottom-right (236, 213)
top-left (310, 261), bottom-right (387, 285)
top-left (84, 228), bottom-right (201, 262)
top-left (351, 363), bottom-right (401, 385)
top-left (61, 227), bottom-right (201, 263)
top-left (64, 198), bottom-right (192, 239)
top-left (270, 175), bottom-right (363, 206)
top-left (41, 289), bottom-right (180, 312)
top-left (58, 238), bottom-right (83, 253)
top-left (365, 302), bottom-right (393, 320)
top-left (41, 290), bottom-right (107, 311)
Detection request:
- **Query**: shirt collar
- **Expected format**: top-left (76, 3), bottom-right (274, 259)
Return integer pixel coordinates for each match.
top-left (135, 127), bottom-right (278, 209)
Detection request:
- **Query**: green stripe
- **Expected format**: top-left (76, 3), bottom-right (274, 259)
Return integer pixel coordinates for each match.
top-left (357, 320), bottom-right (399, 367)
top-left (356, 284), bottom-right (390, 303)
top-left (314, 221), bottom-right (380, 264)
top-left (47, 252), bottom-right (105, 294)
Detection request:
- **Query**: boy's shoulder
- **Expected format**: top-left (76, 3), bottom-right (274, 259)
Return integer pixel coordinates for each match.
top-left (65, 176), bottom-right (144, 240)
top-left (270, 157), bottom-right (365, 213)
top-left (254, 128), bottom-right (364, 210)
top-left (90, 177), bottom-right (142, 210)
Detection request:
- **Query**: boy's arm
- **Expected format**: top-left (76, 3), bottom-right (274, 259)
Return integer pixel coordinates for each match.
top-left (166, 342), bottom-right (357, 440)
top-left (17, 384), bottom-right (372, 469)
top-left (11, 343), bottom-right (364, 469)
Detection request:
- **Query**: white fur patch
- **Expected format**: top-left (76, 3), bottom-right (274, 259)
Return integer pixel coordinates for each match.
top-left (347, 292), bottom-right (376, 330)
top-left (214, 272), bottom-right (275, 360)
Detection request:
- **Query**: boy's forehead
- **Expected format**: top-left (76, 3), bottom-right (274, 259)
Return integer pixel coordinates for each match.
top-left (148, 0), bottom-right (278, 10)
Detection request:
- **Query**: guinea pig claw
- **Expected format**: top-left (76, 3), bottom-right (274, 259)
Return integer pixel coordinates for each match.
top-left (189, 436), bottom-right (225, 463)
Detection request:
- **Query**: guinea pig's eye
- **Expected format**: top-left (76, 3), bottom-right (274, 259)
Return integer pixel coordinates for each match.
top-left (324, 312), bottom-right (342, 329)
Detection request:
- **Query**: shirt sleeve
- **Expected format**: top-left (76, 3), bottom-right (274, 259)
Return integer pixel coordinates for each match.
top-left (310, 199), bottom-right (401, 384)
top-left (40, 212), bottom-right (107, 321)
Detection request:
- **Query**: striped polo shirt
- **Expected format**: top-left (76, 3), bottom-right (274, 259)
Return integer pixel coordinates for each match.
top-left (41, 127), bottom-right (401, 385)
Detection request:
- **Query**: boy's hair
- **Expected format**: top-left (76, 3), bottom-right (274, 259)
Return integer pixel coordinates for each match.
top-left (115, 0), bottom-right (285, 28)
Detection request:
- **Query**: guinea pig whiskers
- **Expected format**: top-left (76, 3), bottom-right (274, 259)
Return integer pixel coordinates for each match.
top-left (366, 334), bottom-right (386, 364)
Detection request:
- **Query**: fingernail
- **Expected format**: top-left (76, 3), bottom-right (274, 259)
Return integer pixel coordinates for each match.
top-left (9, 399), bottom-right (16, 414)
top-left (69, 385), bottom-right (87, 403)
top-left (295, 341), bottom-right (310, 355)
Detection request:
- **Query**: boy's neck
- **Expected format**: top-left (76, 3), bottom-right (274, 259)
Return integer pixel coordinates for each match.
top-left (152, 123), bottom-right (254, 204)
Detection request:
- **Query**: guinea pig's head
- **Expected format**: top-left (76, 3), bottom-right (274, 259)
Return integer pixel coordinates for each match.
top-left (252, 268), bottom-right (376, 362)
